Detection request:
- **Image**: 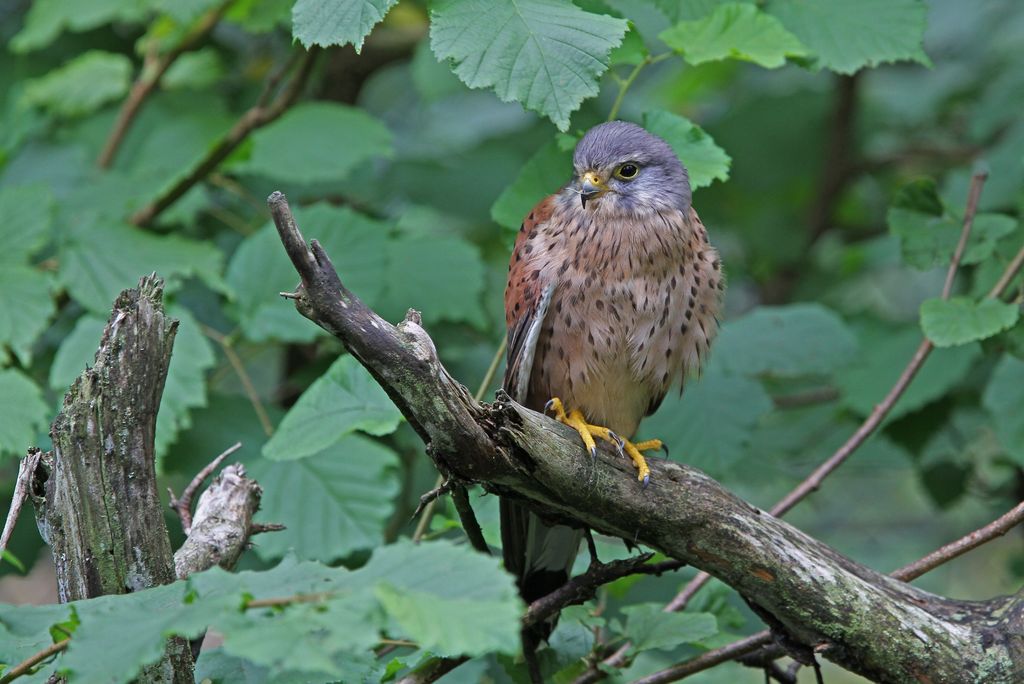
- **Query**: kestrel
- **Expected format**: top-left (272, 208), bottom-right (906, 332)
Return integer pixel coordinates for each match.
top-left (500, 121), bottom-right (724, 632)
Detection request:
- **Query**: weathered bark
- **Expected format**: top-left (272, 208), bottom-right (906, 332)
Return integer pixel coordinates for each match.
top-left (172, 463), bottom-right (262, 579)
top-left (269, 191), bottom-right (1024, 683)
top-left (32, 276), bottom-right (193, 683)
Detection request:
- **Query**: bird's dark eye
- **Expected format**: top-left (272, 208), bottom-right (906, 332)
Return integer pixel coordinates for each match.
top-left (615, 163), bottom-right (639, 180)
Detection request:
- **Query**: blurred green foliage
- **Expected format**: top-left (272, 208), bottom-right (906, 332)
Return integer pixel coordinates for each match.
top-left (0, 0), bottom-right (1022, 682)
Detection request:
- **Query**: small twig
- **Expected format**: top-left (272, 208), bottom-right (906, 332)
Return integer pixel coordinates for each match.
top-left (666, 172), bottom-right (991, 613)
top-left (168, 442), bottom-right (242, 534)
top-left (250, 522), bottom-right (286, 535)
top-left (941, 171), bottom-right (987, 298)
top-left (97, 0), bottom-right (233, 168)
top-left (606, 52), bottom-right (671, 122)
top-left (892, 500), bottom-right (1024, 581)
top-left (201, 324), bottom-right (274, 437)
top-left (450, 486), bottom-right (490, 555)
top-left (0, 638), bottom-right (70, 684)
top-left (395, 656), bottom-right (470, 684)
top-left (245, 591), bottom-right (333, 609)
top-left (130, 47), bottom-right (319, 226)
top-left (524, 554), bottom-right (684, 628)
top-left (411, 480), bottom-right (454, 521)
top-left (988, 242), bottom-right (1024, 299)
top-left (0, 448), bottom-right (42, 561)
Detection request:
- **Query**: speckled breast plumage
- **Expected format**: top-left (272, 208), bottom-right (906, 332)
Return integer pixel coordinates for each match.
top-left (507, 191), bottom-right (723, 438)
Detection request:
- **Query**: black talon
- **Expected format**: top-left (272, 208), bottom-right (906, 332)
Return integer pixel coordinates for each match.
top-left (589, 445), bottom-right (597, 460)
top-left (661, 442), bottom-right (670, 458)
top-left (608, 431), bottom-right (626, 457)
top-left (642, 474), bottom-right (651, 489)
top-left (543, 399), bottom-right (555, 413)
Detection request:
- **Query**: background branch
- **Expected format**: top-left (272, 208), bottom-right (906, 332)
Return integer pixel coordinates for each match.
top-left (96, 0), bottom-right (233, 168)
top-left (130, 48), bottom-right (319, 227)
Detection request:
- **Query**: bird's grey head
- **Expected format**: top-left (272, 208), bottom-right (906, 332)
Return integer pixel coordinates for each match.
top-left (570, 120), bottom-right (691, 216)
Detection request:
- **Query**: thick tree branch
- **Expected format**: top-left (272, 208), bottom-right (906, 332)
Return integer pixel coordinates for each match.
top-left (640, 496), bottom-right (1024, 684)
top-left (269, 191), bottom-right (1024, 684)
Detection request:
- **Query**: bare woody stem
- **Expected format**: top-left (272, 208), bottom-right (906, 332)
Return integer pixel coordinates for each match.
top-left (0, 639), bottom-right (70, 684)
top-left (130, 47), bottom-right (319, 227)
top-left (97, 0), bottom-right (233, 169)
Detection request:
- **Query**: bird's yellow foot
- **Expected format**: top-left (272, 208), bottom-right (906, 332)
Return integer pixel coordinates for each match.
top-left (544, 398), bottom-right (663, 487)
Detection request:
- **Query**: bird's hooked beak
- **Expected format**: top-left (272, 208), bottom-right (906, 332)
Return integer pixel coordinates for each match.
top-left (579, 171), bottom-right (607, 208)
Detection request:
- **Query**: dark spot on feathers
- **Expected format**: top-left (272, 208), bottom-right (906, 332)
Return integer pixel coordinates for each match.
top-left (680, 322), bottom-right (688, 333)
top-left (595, 300), bottom-right (604, 311)
top-left (588, 332), bottom-right (595, 344)
top-left (690, 285), bottom-right (698, 297)
top-left (685, 310), bottom-right (693, 320)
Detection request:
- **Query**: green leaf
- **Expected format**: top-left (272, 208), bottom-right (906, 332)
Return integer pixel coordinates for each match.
top-left (10, 0), bottom-right (150, 52)
top-left (836, 326), bottom-right (981, 422)
top-left (2, 549), bottom-right (27, 574)
top-left (490, 141), bottom-right (572, 230)
top-left (710, 303), bottom-right (858, 377)
top-left (0, 184), bottom-right (54, 265)
top-left (153, 0), bottom-right (221, 23)
top-left (429, 0), bottom-right (628, 131)
top-left (0, 369), bottom-right (50, 456)
top-left (57, 218), bottom-right (225, 314)
top-left (889, 198), bottom-right (1020, 272)
top-left (226, 205), bottom-right (387, 342)
top-left (228, 102), bottom-right (392, 183)
top-left (48, 316), bottom-right (107, 391)
top-left (21, 51), bottom-right (132, 118)
top-left (162, 48), bottom-right (226, 90)
top-left (610, 24), bottom-right (649, 66)
top-left (920, 297), bottom-right (1019, 348)
top-left (292, 0), bottom-right (398, 51)
top-left (247, 435), bottom-right (401, 562)
top-left (0, 267), bottom-right (55, 366)
top-left (961, 214), bottom-right (1019, 265)
top-left (155, 307), bottom-right (216, 458)
top-left (640, 372), bottom-right (773, 473)
top-left (765, 0), bottom-right (929, 74)
top-left (642, 109), bottom-right (731, 189)
top-left (1, 541), bottom-right (521, 682)
top-left (382, 233), bottom-right (487, 329)
top-left (659, 3), bottom-right (807, 68)
top-left (620, 603), bottom-right (717, 653)
top-left (375, 582), bottom-right (520, 657)
top-left (262, 355), bottom-right (402, 461)
top-left (982, 355), bottom-right (1024, 465)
